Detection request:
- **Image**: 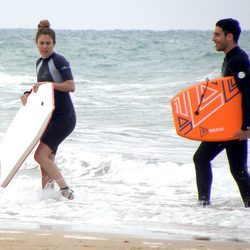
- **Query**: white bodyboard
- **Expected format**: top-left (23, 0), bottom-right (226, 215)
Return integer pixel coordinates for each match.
top-left (0, 82), bottom-right (55, 187)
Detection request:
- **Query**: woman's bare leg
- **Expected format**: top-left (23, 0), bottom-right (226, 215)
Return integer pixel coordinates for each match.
top-left (40, 153), bottom-right (55, 189)
top-left (34, 142), bottom-right (67, 189)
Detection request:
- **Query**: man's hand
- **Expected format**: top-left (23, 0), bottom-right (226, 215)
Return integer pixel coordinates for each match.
top-left (234, 128), bottom-right (250, 140)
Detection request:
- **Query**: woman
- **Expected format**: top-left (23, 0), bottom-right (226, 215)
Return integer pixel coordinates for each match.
top-left (21, 20), bottom-right (76, 200)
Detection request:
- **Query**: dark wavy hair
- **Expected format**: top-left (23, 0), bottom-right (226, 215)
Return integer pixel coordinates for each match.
top-left (35, 20), bottom-right (56, 44)
top-left (216, 18), bottom-right (241, 43)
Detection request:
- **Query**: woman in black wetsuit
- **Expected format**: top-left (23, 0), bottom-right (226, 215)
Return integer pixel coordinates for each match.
top-left (21, 20), bottom-right (76, 200)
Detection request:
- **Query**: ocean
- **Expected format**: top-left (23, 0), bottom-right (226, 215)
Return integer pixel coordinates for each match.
top-left (0, 29), bottom-right (250, 241)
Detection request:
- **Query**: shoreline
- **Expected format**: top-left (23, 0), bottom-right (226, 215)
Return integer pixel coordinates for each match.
top-left (0, 229), bottom-right (249, 250)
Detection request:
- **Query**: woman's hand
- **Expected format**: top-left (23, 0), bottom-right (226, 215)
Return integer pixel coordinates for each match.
top-left (21, 93), bottom-right (29, 106)
top-left (33, 82), bottom-right (43, 93)
top-left (20, 90), bottom-right (32, 106)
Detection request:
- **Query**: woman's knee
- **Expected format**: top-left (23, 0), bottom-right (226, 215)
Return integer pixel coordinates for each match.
top-left (34, 143), bottom-right (51, 164)
top-left (34, 149), bottom-right (42, 164)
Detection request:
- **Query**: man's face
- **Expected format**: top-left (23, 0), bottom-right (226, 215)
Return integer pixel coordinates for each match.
top-left (212, 26), bottom-right (229, 52)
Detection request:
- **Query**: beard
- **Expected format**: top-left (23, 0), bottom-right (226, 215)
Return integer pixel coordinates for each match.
top-left (215, 41), bottom-right (227, 52)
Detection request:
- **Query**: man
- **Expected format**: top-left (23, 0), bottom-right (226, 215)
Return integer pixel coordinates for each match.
top-left (193, 18), bottom-right (250, 207)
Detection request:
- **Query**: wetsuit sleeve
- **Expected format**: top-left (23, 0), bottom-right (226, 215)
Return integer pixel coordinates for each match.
top-left (53, 54), bottom-right (74, 81)
top-left (231, 57), bottom-right (250, 130)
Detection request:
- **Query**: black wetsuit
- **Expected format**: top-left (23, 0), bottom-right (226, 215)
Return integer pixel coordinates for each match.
top-left (193, 47), bottom-right (250, 207)
top-left (37, 52), bottom-right (76, 154)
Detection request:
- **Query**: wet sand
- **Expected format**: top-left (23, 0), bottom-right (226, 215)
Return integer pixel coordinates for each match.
top-left (0, 229), bottom-right (250, 250)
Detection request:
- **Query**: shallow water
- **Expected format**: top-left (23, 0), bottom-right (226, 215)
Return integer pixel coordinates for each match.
top-left (0, 29), bottom-right (250, 241)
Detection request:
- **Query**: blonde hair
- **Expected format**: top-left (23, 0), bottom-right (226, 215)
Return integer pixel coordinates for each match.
top-left (36, 20), bottom-right (56, 44)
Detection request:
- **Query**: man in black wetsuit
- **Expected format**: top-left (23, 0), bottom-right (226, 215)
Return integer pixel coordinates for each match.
top-left (193, 18), bottom-right (250, 207)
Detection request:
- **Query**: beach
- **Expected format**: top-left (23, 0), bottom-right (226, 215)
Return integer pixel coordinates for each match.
top-left (1, 229), bottom-right (250, 250)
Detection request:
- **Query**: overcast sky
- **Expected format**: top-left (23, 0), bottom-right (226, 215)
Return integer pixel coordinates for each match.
top-left (1, 0), bottom-right (250, 30)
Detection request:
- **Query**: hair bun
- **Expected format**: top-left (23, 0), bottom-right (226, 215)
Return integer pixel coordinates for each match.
top-left (37, 20), bottom-right (50, 30)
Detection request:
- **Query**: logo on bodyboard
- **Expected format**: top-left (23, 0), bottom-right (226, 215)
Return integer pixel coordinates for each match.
top-left (199, 127), bottom-right (209, 138)
top-left (199, 126), bottom-right (224, 138)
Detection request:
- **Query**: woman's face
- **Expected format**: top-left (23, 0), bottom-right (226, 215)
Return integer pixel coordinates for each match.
top-left (36, 34), bottom-right (55, 59)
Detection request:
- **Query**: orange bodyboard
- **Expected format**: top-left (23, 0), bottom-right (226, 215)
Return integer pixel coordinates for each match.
top-left (171, 76), bottom-right (241, 141)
